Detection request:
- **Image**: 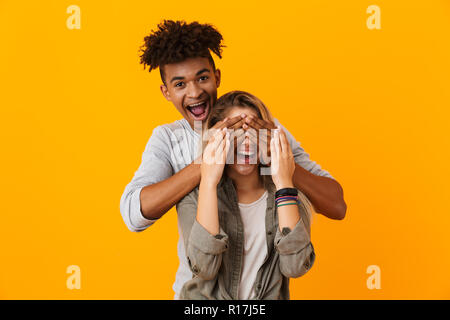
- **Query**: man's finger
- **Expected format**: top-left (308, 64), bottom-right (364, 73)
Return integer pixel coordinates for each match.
top-left (244, 115), bottom-right (262, 129)
top-left (245, 116), bottom-right (276, 130)
top-left (232, 128), bottom-right (246, 147)
top-left (229, 118), bottom-right (247, 130)
top-left (217, 114), bottom-right (246, 130)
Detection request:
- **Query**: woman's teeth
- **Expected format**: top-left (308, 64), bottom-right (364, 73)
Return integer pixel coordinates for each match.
top-left (237, 150), bottom-right (256, 156)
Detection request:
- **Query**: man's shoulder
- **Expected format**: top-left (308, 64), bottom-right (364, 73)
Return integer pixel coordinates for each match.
top-left (142, 119), bottom-right (190, 154)
top-left (151, 119), bottom-right (199, 147)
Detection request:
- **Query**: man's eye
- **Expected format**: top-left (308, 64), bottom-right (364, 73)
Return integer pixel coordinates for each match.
top-left (199, 76), bottom-right (209, 81)
top-left (175, 82), bottom-right (184, 87)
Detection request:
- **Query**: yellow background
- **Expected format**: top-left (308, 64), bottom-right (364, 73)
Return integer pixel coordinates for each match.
top-left (1, 0), bottom-right (450, 299)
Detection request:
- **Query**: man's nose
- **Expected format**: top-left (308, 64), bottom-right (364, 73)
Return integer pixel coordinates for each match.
top-left (186, 82), bottom-right (202, 99)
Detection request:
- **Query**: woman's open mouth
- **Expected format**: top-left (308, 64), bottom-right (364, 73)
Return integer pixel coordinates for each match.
top-left (186, 101), bottom-right (209, 121)
top-left (236, 149), bottom-right (258, 164)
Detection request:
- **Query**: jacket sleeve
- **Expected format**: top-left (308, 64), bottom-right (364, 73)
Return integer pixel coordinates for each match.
top-left (119, 126), bottom-right (174, 232)
top-left (176, 189), bottom-right (229, 281)
top-left (186, 219), bottom-right (229, 280)
top-left (274, 190), bottom-right (315, 278)
top-left (274, 218), bottom-right (315, 278)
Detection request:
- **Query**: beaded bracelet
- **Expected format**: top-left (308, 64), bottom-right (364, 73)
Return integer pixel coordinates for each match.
top-left (276, 202), bottom-right (298, 208)
top-left (275, 195), bottom-right (298, 205)
top-left (275, 195), bottom-right (298, 202)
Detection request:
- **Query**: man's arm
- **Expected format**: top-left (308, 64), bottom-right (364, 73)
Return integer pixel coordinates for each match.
top-left (292, 164), bottom-right (346, 220)
top-left (120, 125), bottom-right (179, 232)
top-left (140, 158), bottom-right (201, 220)
top-left (278, 122), bottom-right (347, 220)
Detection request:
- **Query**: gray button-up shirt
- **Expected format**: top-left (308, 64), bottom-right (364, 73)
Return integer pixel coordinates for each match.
top-left (177, 175), bottom-right (315, 300)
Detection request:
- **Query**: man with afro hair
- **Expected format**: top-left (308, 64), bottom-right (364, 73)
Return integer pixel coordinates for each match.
top-left (120, 20), bottom-right (346, 299)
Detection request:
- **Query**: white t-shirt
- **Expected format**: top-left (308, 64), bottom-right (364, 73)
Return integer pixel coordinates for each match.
top-left (238, 190), bottom-right (269, 300)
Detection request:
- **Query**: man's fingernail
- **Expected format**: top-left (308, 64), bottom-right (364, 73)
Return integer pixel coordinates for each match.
top-left (241, 114), bottom-right (246, 118)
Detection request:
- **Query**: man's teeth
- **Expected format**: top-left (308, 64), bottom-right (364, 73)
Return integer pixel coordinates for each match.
top-left (188, 101), bottom-right (206, 107)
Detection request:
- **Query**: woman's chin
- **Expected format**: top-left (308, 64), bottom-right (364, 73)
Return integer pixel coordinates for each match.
top-left (230, 163), bottom-right (258, 176)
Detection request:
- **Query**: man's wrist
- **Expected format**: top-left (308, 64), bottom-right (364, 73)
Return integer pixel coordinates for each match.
top-left (190, 157), bottom-right (202, 183)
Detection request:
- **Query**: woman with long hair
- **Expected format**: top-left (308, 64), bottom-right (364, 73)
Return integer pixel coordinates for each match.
top-left (178, 91), bottom-right (315, 300)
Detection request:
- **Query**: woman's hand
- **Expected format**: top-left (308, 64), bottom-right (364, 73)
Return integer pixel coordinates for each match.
top-left (201, 127), bottom-right (230, 187)
top-left (270, 126), bottom-right (295, 189)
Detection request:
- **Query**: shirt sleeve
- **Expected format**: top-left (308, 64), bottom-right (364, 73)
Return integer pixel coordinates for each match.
top-left (274, 118), bottom-right (335, 180)
top-left (119, 125), bottom-right (174, 232)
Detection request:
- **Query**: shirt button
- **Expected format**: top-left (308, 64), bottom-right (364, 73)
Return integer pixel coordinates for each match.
top-left (267, 231), bottom-right (272, 236)
top-left (192, 266), bottom-right (199, 274)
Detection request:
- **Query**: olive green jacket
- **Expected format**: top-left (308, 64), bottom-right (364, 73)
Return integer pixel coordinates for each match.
top-left (177, 175), bottom-right (315, 300)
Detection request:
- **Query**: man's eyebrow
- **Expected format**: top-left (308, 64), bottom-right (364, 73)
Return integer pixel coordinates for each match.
top-left (170, 76), bottom-right (185, 83)
top-left (196, 68), bottom-right (210, 76)
top-left (169, 69), bottom-right (211, 84)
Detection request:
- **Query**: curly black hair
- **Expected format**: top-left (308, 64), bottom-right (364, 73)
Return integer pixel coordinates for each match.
top-left (139, 20), bottom-right (225, 84)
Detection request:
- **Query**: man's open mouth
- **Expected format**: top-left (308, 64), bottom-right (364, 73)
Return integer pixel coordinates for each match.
top-left (186, 101), bottom-right (209, 121)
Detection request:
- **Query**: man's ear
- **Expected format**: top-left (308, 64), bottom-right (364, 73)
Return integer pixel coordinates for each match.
top-left (160, 84), bottom-right (171, 101)
top-left (214, 68), bottom-right (221, 88)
